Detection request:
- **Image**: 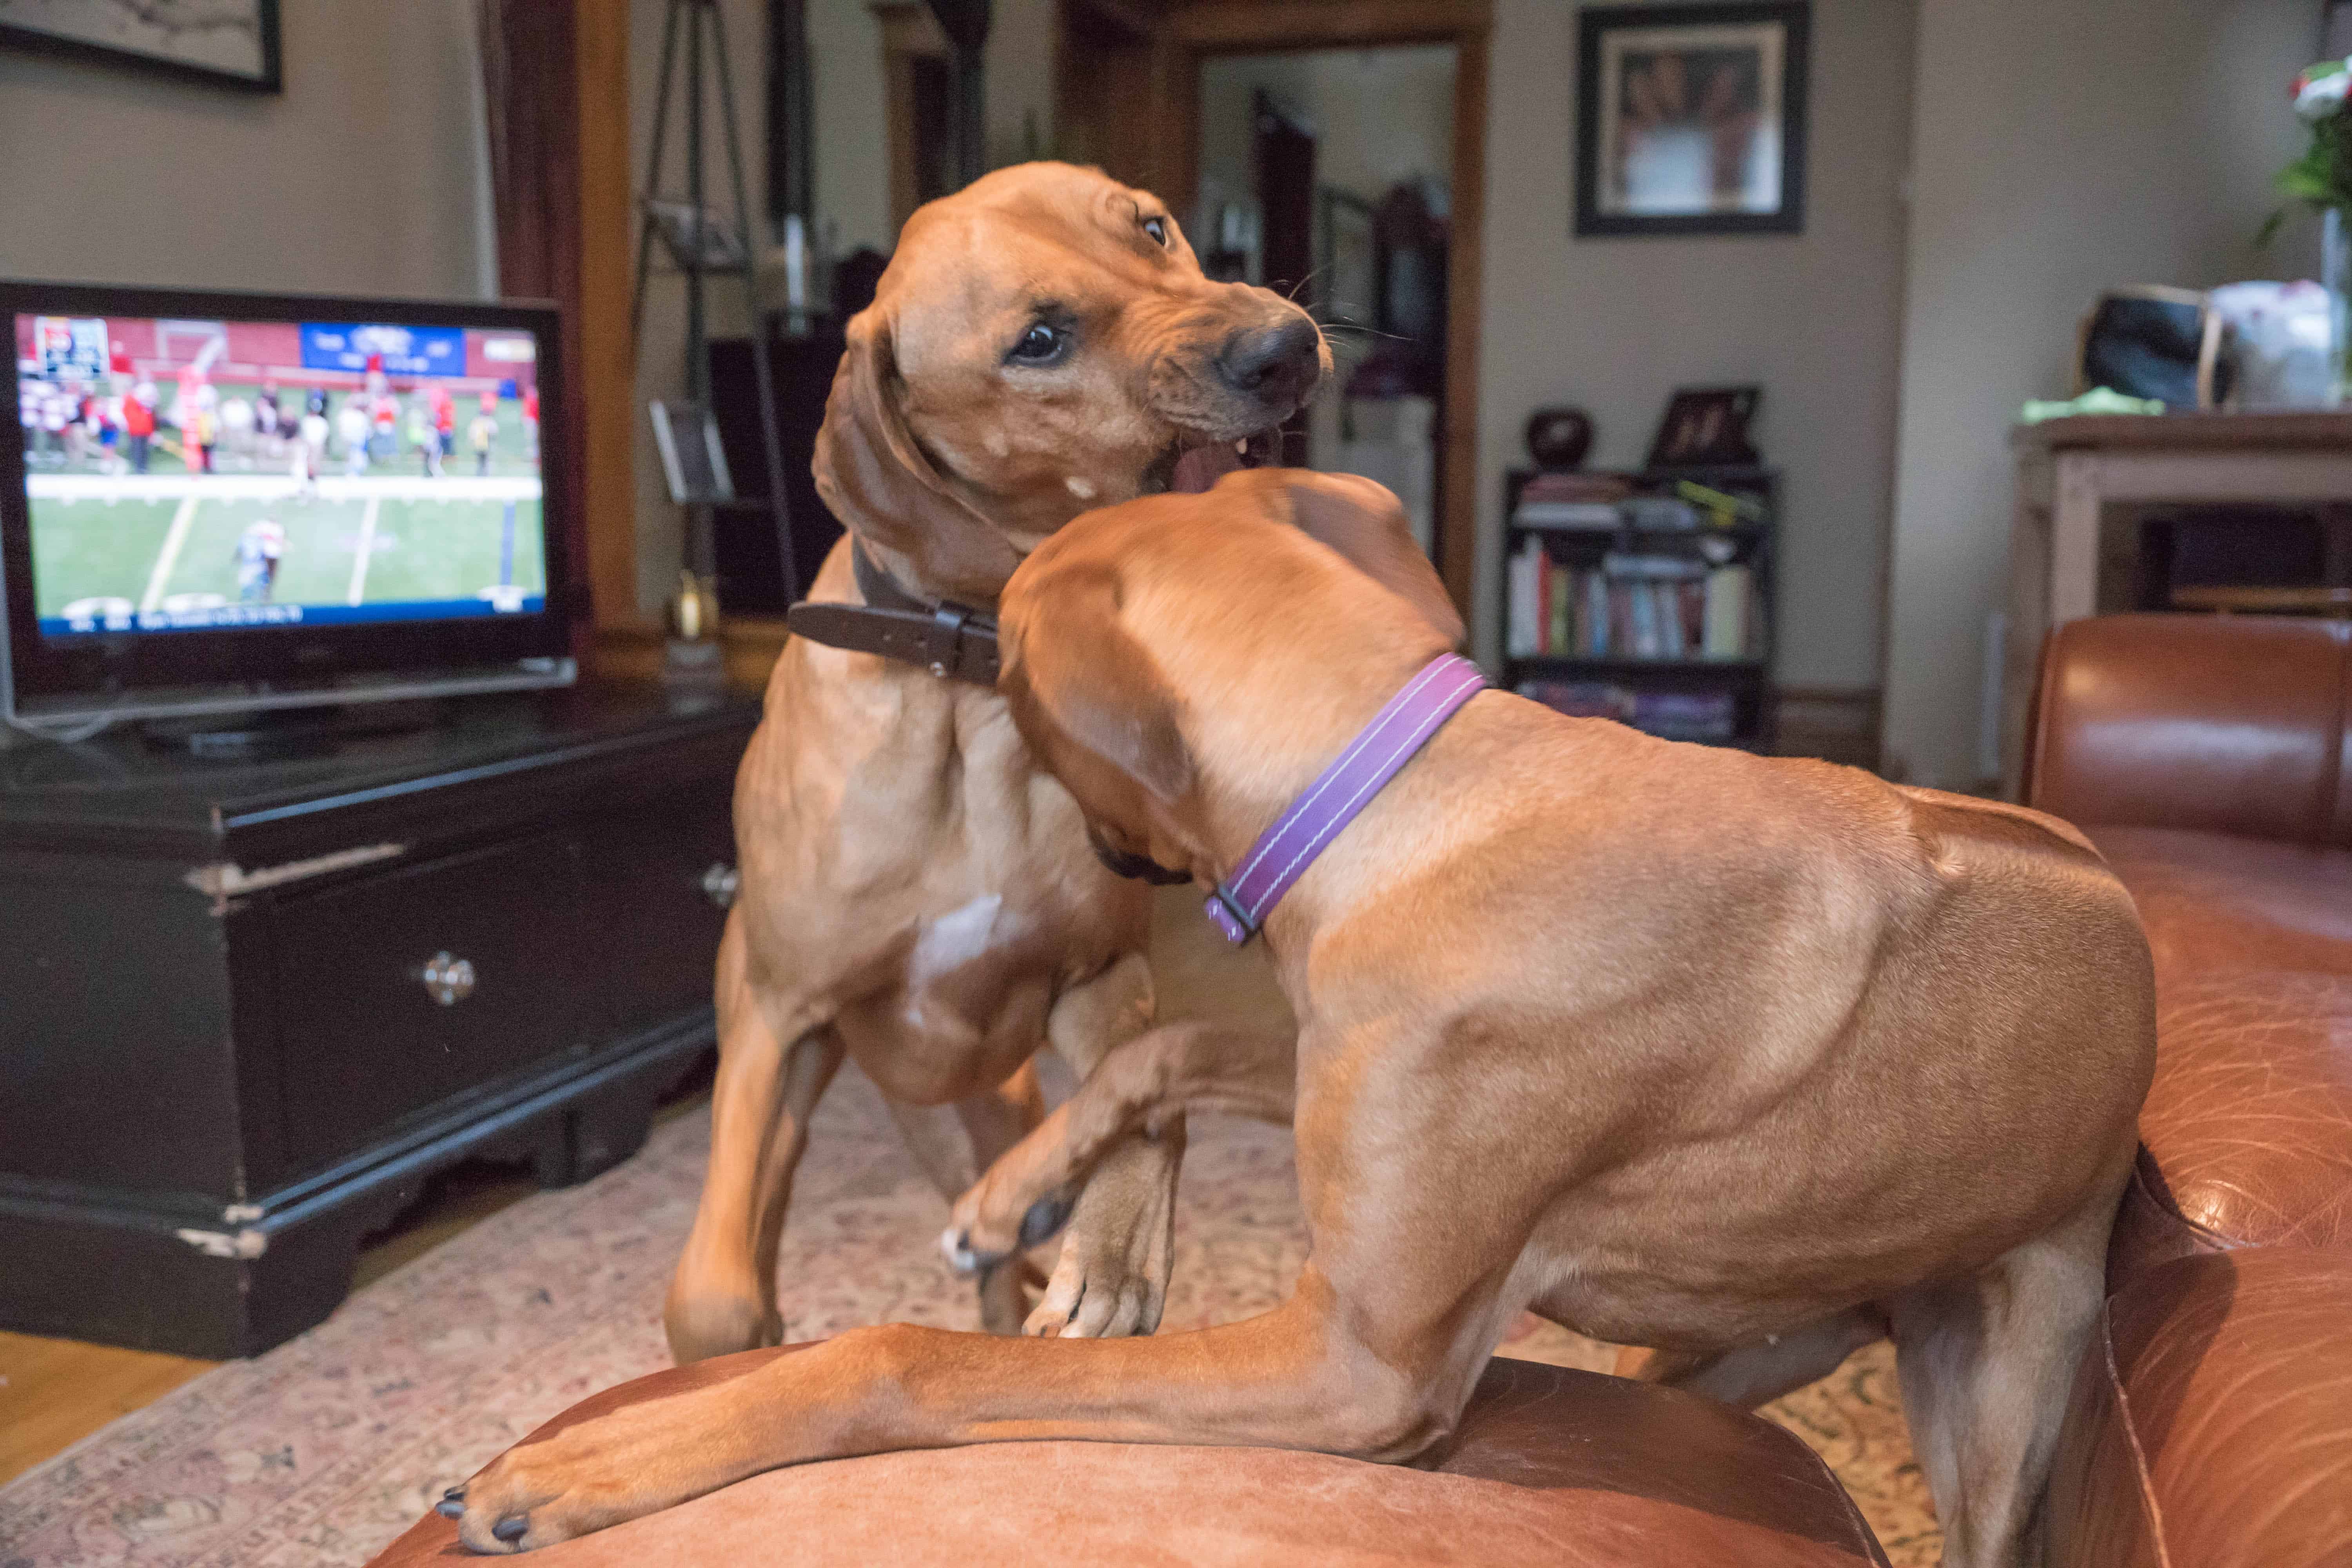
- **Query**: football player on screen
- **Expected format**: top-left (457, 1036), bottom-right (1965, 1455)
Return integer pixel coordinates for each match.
top-left (235, 518), bottom-right (285, 604)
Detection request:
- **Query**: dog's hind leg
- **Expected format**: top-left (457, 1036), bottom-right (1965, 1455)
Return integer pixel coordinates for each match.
top-left (1886, 1172), bottom-right (2123, 1568)
top-left (958, 1062), bottom-right (1047, 1333)
top-left (882, 1065), bottom-right (1049, 1334)
top-left (1612, 1308), bottom-right (1886, 1409)
top-left (665, 910), bottom-right (845, 1364)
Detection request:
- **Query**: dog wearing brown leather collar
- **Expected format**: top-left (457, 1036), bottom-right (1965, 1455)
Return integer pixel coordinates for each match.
top-left (660, 162), bottom-right (1365, 1361)
top-left (456, 471), bottom-right (2149, 1568)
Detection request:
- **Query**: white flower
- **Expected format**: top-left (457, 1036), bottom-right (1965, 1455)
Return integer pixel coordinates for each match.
top-left (2294, 60), bottom-right (2351, 122)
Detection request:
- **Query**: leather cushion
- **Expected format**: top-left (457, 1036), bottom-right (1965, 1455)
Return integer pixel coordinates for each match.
top-left (2078, 827), bottom-right (2352, 1279)
top-left (2046, 1246), bottom-right (2352, 1568)
top-left (2092, 826), bottom-right (2352, 980)
top-left (2029, 613), bottom-right (2350, 848)
top-left (2102, 971), bottom-right (2352, 1282)
top-left (366, 1351), bottom-right (1889, 1566)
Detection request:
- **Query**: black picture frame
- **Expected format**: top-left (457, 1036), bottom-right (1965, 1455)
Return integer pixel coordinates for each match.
top-left (0, 0), bottom-right (283, 94)
top-left (1646, 385), bottom-right (1762, 468)
top-left (1575, 2), bottom-right (1808, 239)
top-left (1, 279), bottom-right (570, 717)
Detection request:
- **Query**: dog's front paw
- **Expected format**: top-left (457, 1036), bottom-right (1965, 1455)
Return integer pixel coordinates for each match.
top-left (1022, 1134), bottom-right (1181, 1338)
top-left (941, 1188), bottom-right (1073, 1277)
top-left (439, 1410), bottom-right (706, 1553)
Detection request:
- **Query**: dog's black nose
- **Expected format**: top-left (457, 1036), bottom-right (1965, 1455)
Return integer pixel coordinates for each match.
top-left (1218, 315), bottom-right (1322, 409)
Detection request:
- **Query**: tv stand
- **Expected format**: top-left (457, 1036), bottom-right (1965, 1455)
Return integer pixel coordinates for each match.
top-left (139, 698), bottom-right (448, 761)
top-left (0, 675), bottom-right (760, 1357)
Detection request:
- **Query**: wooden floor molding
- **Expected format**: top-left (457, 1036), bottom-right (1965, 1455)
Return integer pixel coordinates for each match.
top-left (1773, 684), bottom-right (1884, 771)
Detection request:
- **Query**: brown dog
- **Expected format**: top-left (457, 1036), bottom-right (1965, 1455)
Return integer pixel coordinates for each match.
top-left (450, 470), bottom-right (2151, 1566)
top-left (661, 162), bottom-right (1343, 1359)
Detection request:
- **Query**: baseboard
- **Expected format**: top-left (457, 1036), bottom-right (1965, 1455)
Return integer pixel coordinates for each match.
top-left (1771, 685), bottom-right (1882, 771)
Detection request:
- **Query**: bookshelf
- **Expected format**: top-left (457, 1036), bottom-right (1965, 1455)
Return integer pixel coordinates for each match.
top-left (1501, 465), bottom-right (1777, 750)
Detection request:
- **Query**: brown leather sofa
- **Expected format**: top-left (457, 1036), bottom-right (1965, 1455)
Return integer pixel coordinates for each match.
top-left (2026, 613), bottom-right (2352, 1566)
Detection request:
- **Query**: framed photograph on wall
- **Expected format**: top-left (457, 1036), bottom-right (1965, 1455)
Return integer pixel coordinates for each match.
top-left (1575, 2), bottom-right (1809, 238)
top-left (0, 0), bottom-right (282, 93)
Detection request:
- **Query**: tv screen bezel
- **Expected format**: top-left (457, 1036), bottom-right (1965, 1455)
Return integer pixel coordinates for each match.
top-left (2, 279), bottom-right (572, 714)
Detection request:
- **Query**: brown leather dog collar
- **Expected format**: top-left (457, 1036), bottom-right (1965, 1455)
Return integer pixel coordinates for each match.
top-left (785, 544), bottom-right (1002, 685)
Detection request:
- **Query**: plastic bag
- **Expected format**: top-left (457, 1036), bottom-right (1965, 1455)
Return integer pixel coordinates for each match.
top-left (2209, 281), bottom-right (2335, 408)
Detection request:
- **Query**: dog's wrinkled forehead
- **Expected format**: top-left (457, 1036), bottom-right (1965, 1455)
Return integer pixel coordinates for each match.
top-left (884, 167), bottom-right (1198, 374)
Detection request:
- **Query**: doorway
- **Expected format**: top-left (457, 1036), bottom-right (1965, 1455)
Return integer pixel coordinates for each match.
top-left (1054, 0), bottom-right (1492, 618)
top-left (1196, 48), bottom-right (1456, 560)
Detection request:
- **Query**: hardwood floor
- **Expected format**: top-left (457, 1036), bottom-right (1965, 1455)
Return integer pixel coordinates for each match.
top-left (0, 1090), bottom-right (710, 1488)
top-left (0, 1331), bottom-right (212, 1488)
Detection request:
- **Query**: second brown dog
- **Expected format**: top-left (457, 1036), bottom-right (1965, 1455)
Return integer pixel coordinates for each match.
top-left (450, 470), bottom-right (2152, 1568)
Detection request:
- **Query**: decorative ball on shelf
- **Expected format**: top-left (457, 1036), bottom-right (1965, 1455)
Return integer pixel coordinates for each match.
top-left (1525, 407), bottom-right (1593, 470)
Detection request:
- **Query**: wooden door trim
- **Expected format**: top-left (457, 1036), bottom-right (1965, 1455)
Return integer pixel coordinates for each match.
top-left (576, 0), bottom-right (635, 632)
top-left (1158, 0), bottom-right (1490, 615)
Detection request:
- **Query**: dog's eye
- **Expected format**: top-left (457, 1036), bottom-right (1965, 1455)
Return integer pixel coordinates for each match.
top-left (1140, 216), bottom-right (1169, 247)
top-left (1007, 322), bottom-right (1066, 365)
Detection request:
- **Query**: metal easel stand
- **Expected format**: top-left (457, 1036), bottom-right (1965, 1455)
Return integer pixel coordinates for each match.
top-left (630, 0), bottom-right (797, 633)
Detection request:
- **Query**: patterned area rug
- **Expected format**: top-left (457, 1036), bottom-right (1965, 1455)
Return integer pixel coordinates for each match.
top-left (0, 1070), bottom-right (1938, 1567)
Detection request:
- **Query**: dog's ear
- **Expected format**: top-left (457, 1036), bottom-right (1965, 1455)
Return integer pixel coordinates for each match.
top-left (1004, 565), bottom-right (1194, 805)
top-left (813, 306), bottom-right (1019, 595)
top-left (1277, 473), bottom-right (1466, 648)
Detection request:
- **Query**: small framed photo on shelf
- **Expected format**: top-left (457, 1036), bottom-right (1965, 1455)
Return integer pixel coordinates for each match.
top-left (648, 400), bottom-right (736, 506)
top-left (1575, 2), bottom-right (1809, 238)
top-left (1647, 385), bottom-right (1762, 468)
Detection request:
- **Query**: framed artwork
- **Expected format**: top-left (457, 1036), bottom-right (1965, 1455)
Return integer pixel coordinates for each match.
top-left (1316, 187), bottom-right (1378, 329)
top-left (0, 0), bottom-right (282, 93)
top-left (1575, 3), bottom-right (1808, 238)
top-left (1647, 385), bottom-right (1762, 468)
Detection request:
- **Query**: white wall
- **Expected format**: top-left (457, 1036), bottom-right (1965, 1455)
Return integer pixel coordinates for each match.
top-left (0, 0), bottom-right (488, 298)
top-left (809, 0), bottom-right (893, 255)
top-left (1475, 0), bottom-right (1917, 693)
top-left (1881, 0), bottom-right (2318, 789)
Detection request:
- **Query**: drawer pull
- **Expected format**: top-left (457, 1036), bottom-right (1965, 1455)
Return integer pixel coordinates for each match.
top-left (421, 951), bottom-right (477, 1006)
top-left (702, 863), bottom-right (740, 909)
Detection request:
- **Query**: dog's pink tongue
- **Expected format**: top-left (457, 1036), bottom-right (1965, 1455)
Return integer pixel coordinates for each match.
top-left (1172, 440), bottom-right (1243, 494)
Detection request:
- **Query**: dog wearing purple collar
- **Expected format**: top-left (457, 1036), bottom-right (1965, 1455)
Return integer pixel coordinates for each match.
top-left (442, 466), bottom-right (2149, 1568)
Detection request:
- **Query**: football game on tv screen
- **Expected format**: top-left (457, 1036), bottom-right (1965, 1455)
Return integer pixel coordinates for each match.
top-left (14, 312), bottom-right (547, 638)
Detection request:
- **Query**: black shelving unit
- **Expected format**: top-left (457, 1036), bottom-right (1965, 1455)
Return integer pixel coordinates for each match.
top-left (1501, 465), bottom-right (1778, 750)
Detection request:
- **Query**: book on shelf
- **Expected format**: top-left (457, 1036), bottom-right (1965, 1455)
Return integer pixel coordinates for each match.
top-left (1514, 680), bottom-right (1740, 743)
top-left (1507, 539), bottom-right (1759, 663)
top-left (1519, 471), bottom-right (1632, 505)
top-left (1515, 679), bottom-right (1636, 722)
top-left (1703, 564), bottom-right (1750, 659)
top-left (1513, 499), bottom-right (1626, 530)
top-left (1632, 689), bottom-right (1737, 742)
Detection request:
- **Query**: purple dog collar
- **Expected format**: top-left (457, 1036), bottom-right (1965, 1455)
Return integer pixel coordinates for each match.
top-left (1205, 653), bottom-right (1485, 946)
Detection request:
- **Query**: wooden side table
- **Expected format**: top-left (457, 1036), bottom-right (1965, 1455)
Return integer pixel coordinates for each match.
top-left (2002, 411), bottom-right (2352, 797)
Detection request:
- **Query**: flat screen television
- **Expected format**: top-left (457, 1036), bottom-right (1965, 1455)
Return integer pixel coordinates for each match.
top-left (2, 280), bottom-right (573, 735)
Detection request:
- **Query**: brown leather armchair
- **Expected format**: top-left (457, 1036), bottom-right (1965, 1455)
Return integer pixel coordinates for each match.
top-left (2025, 613), bottom-right (2352, 1566)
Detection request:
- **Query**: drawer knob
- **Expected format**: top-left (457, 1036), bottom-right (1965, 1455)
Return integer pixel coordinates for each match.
top-left (421, 951), bottom-right (476, 1006)
top-left (703, 863), bottom-right (740, 909)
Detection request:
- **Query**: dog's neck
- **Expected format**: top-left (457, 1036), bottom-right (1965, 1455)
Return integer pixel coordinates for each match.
top-left (1174, 640), bottom-right (1459, 919)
